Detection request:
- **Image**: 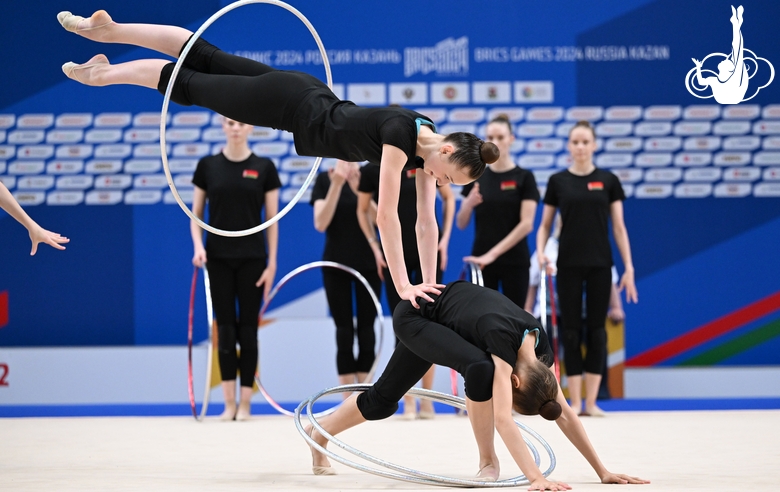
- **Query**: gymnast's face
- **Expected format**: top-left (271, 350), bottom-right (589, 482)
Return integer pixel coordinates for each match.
top-left (424, 146), bottom-right (472, 186)
top-left (222, 117), bottom-right (253, 143)
top-left (486, 121), bottom-right (515, 157)
top-left (567, 126), bottom-right (597, 164)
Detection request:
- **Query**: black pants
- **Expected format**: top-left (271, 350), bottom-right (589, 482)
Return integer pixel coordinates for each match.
top-left (481, 263), bottom-right (529, 309)
top-left (158, 38), bottom-right (323, 131)
top-left (356, 301), bottom-right (494, 420)
top-left (207, 257), bottom-right (265, 387)
top-left (556, 266), bottom-right (611, 376)
top-left (322, 267), bottom-right (382, 375)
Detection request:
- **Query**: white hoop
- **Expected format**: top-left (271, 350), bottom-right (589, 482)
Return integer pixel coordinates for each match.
top-left (256, 262), bottom-right (386, 417)
top-left (295, 385), bottom-right (556, 487)
top-left (187, 267), bottom-right (216, 421)
top-left (160, 0), bottom-right (332, 237)
top-left (461, 260), bottom-right (484, 287)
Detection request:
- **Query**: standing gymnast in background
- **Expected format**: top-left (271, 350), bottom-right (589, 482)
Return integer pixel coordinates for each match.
top-left (457, 114), bottom-right (539, 307)
top-left (57, 9), bottom-right (499, 309)
top-left (536, 121), bottom-right (637, 418)
top-left (0, 181), bottom-right (69, 254)
top-left (190, 116), bottom-right (281, 421)
top-left (311, 160), bottom-right (381, 395)
top-left (305, 281), bottom-right (649, 490)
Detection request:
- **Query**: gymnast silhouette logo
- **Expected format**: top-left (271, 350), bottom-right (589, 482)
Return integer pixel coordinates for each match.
top-left (685, 5), bottom-right (774, 104)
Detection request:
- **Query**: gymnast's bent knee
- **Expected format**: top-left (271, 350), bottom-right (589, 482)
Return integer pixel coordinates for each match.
top-left (356, 389), bottom-right (399, 421)
top-left (463, 357), bottom-right (494, 402)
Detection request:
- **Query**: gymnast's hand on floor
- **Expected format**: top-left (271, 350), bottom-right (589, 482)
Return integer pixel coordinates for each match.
top-left (528, 477), bottom-right (571, 491)
top-left (600, 472), bottom-right (650, 485)
top-left (400, 282), bottom-right (444, 309)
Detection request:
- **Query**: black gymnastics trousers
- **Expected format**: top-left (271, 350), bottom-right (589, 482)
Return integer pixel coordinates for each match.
top-left (356, 301), bottom-right (494, 421)
top-left (157, 37), bottom-right (323, 132)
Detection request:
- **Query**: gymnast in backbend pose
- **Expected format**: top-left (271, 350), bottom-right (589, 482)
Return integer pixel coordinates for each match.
top-left (57, 10), bottom-right (499, 307)
top-left (305, 281), bottom-right (648, 490)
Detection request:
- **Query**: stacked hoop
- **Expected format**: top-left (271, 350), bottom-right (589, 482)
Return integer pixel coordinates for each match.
top-left (295, 385), bottom-right (556, 488)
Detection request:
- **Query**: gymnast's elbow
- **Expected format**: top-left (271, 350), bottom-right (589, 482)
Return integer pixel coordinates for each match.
top-left (415, 213), bottom-right (437, 236)
top-left (375, 206), bottom-right (395, 232)
top-left (494, 414), bottom-right (518, 433)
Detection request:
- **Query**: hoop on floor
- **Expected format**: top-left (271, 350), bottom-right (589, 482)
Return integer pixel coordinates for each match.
top-left (295, 385), bottom-right (556, 488)
top-left (187, 267), bottom-right (216, 421)
top-left (160, 0), bottom-right (333, 237)
top-left (540, 265), bottom-right (561, 381)
top-left (256, 261), bottom-right (385, 418)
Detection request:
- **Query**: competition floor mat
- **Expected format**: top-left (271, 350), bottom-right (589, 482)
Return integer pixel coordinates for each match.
top-left (2, 409), bottom-right (778, 491)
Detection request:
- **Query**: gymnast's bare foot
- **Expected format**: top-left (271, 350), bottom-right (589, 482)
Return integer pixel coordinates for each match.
top-left (235, 401), bottom-right (251, 421)
top-left (305, 425), bottom-right (336, 475)
top-left (476, 462), bottom-right (500, 482)
top-left (218, 403), bottom-right (237, 421)
top-left (57, 10), bottom-right (115, 41)
top-left (61, 54), bottom-right (110, 86)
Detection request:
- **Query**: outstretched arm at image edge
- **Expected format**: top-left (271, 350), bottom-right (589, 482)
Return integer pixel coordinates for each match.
top-left (0, 181), bottom-right (69, 254)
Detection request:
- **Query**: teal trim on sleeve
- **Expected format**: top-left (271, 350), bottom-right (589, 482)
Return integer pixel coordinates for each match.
top-left (522, 328), bottom-right (540, 349)
top-left (416, 117), bottom-right (436, 134)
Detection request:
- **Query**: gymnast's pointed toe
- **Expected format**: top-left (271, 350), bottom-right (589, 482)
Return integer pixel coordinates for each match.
top-left (61, 61), bottom-right (77, 78)
top-left (57, 11), bottom-right (84, 32)
top-left (312, 465), bottom-right (337, 476)
top-left (58, 10), bottom-right (114, 34)
top-left (61, 54), bottom-right (110, 85)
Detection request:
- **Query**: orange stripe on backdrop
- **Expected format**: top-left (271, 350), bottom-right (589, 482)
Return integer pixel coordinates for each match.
top-left (606, 318), bottom-right (624, 398)
top-left (626, 290), bottom-right (780, 367)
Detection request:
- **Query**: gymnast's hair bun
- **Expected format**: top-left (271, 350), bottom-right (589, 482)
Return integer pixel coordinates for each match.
top-left (480, 141), bottom-right (500, 165)
top-left (539, 399), bottom-right (562, 421)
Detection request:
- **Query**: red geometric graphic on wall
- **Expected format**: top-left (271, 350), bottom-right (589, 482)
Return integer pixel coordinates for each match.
top-left (0, 291), bottom-right (8, 328)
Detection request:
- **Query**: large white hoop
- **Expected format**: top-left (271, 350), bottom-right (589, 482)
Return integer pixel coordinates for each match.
top-left (296, 385), bottom-right (556, 487)
top-left (160, 0), bottom-right (332, 237)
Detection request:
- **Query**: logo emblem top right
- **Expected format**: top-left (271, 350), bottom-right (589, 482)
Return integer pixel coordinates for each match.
top-left (685, 5), bottom-right (774, 104)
